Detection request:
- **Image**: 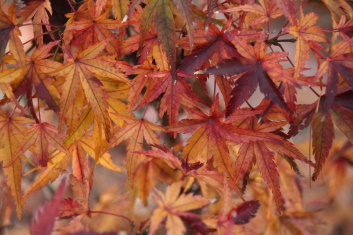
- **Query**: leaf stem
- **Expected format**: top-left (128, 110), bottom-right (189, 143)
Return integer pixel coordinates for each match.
top-left (245, 101), bottom-right (254, 110)
top-left (9, 104), bottom-right (18, 118)
top-left (27, 90), bottom-right (40, 124)
top-left (52, 41), bottom-right (62, 60)
top-left (66, 0), bottom-right (76, 12)
top-left (142, 106), bottom-right (149, 119)
top-left (309, 87), bottom-right (319, 97)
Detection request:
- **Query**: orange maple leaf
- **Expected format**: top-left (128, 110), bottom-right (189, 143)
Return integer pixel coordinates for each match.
top-left (0, 41), bottom-right (62, 113)
top-left (52, 39), bottom-right (130, 136)
top-left (0, 3), bottom-right (17, 60)
top-left (220, 0), bottom-right (283, 26)
top-left (7, 122), bottom-right (70, 167)
top-left (134, 156), bottom-right (180, 205)
top-left (108, 117), bottom-right (166, 186)
top-left (134, 148), bottom-right (245, 200)
top-left (234, 117), bottom-right (314, 211)
top-left (64, 0), bottom-right (125, 56)
top-left (168, 96), bottom-right (285, 186)
top-left (134, 70), bottom-right (206, 124)
top-left (18, 0), bottom-right (52, 45)
top-left (286, 7), bottom-right (328, 79)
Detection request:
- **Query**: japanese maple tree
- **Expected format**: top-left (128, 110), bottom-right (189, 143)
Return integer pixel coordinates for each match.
top-left (0, 0), bottom-right (353, 234)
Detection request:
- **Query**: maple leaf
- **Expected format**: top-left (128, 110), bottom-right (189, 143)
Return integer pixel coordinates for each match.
top-left (134, 70), bottom-right (206, 124)
top-left (111, 0), bottom-right (130, 21)
top-left (134, 155), bottom-right (180, 205)
top-left (149, 181), bottom-right (209, 235)
top-left (205, 0), bottom-right (216, 28)
top-left (138, 0), bottom-right (177, 80)
top-left (126, 61), bottom-right (156, 111)
top-left (24, 151), bottom-right (70, 200)
top-left (285, 7), bottom-right (328, 79)
top-left (325, 141), bottom-right (353, 200)
top-left (134, 148), bottom-right (245, 199)
top-left (64, 0), bottom-right (124, 56)
top-left (288, 102), bottom-right (317, 138)
top-left (19, 0), bottom-right (52, 45)
top-left (321, 0), bottom-right (353, 23)
top-left (24, 131), bottom-right (112, 202)
top-left (131, 0), bottom-right (196, 75)
top-left (168, 96), bottom-right (286, 189)
top-left (79, 133), bottom-right (122, 172)
top-left (52, 39), bottom-right (130, 136)
top-left (57, 150), bottom-right (93, 219)
top-left (7, 122), bottom-right (70, 167)
top-left (108, 117), bottom-right (166, 187)
top-left (330, 104), bottom-right (353, 144)
top-left (0, 111), bottom-right (33, 218)
top-left (274, 0), bottom-right (297, 25)
top-left (121, 26), bottom-right (171, 69)
top-left (207, 178), bottom-right (259, 233)
top-left (179, 20), bottom-right (244, 74)
top-left (172, 0), bottom-right (194, 48)
top-left (310, 91), bottom-right (353, 180)
top-left (316, 51), bottom-right (353, 114)
top-left (220, 0), bottom-right (283, 26)
top-left (30, 177), bottom-right (67, 235)
top-left (0, 41), bottom-right (62, 113)
top-left (202, 35), bottom-right (293, 117)
top-left (311, 111), bottom-right (334, 181)
top-left (230, 200), bottom-right (260, 225)
top-left (0, 2), bottom-right (20, 60)
top-left (233, 117), bottom-right (313, 211)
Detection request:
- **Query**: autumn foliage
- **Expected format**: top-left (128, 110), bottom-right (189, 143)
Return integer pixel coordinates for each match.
top-left (0, 0), bottom-right (353, 234)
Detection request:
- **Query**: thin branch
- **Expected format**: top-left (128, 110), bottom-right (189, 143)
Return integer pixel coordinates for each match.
top-left (66, 0), bottom-right (76, 12)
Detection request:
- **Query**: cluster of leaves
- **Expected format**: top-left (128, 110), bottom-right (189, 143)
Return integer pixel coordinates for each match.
top-left (0, 0), bottom-right (353, 234)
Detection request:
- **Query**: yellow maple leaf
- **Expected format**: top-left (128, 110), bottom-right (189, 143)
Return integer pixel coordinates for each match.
top-left (149, 181), bottom-right (209, 235)
top-left (0, 111), bottom-right (33, 218)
